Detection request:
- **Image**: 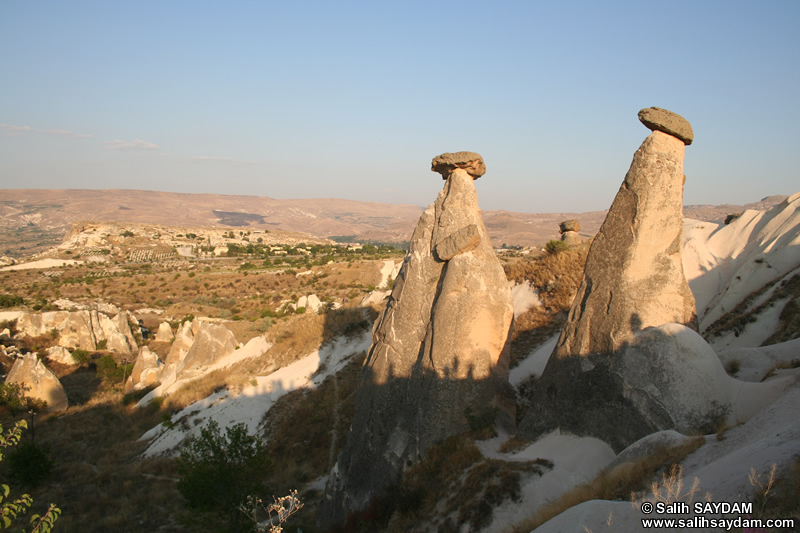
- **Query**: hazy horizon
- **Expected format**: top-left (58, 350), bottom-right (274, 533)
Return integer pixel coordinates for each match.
top-left (1, 1), bottom-right (798, 213)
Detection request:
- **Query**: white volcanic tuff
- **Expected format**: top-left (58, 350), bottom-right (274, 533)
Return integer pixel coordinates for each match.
top-left (140, 332), bottom-right (369, 457)
top-left (683, 191), bottom-right (800, 330)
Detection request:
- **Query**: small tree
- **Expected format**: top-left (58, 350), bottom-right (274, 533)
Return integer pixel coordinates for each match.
top-left (177, 420), bottom-right (271, 529)
top-left (0, 420), bottom-right (60, 531)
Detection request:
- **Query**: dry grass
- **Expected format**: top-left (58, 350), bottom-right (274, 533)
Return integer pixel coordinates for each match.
top-left (0, 377), bottom-right (188, 533)
top-left (508, 436), bottom-right (705, 532)
top-left (503, 245), bottom-right (589, 369)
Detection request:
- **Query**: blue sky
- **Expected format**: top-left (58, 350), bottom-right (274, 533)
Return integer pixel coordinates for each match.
top-left (1, 1), bottom-right (798, 212)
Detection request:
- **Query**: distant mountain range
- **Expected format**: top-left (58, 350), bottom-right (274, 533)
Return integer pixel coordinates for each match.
top-left (0, 189), bottom-right (788, 258)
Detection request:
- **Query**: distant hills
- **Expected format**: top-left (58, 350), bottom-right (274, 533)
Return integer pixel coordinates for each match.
top-left (0, 189), bottom-right (788, 258)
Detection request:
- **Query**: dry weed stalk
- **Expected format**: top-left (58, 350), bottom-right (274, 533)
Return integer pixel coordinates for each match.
top-left (239, 490), bottom-right (303, 532)
top-left (639, 464), bottom-right (704, 506)
top-left (748, 463), bottom-right (777, 517)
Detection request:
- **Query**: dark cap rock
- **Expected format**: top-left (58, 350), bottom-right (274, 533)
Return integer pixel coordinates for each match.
top-left (638, 107), bottom-right (693, 145)
top-left (559, 219), bottom-right (581, 233)
top-left (431, 151), bottom-right (486, 179)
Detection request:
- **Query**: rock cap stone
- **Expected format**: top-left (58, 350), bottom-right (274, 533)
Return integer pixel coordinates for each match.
top-left (638, 107), bottom-right (693, 145)
top-left (559, 219), bottom-right (581, 233)
top-left (431, 151), bottom-right (486, 179)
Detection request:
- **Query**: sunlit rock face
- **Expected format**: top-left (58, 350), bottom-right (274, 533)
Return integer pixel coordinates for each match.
top-left (519, 109), bottom-right (711, 452)
top-left (6, 353), bottom-right (68, 412)
top-left (317, 152), bottom-right (514, 528)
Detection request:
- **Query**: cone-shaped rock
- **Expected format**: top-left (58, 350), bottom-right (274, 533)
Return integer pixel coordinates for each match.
top-left (518, 109), bottom-right (699, 452)
top-left (556, 126), bottom-right (697, 358)
top-left (6, 353), bottom-right (68, 412)
top-left (317, 153), bottom-right (514, 528)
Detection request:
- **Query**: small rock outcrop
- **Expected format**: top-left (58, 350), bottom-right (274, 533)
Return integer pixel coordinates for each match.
top-left (519, 108), bottom-right (701, 451)
top-left (175, 322), bottom-right (236, 376)
top-left (154, 322), bottom-right (174, 342)
top-left (318, 152), bottom-right (514, 528)
top-left (46, 345), bottom-right (75, 365)
top-left (559, 219), bottom-right (580, 233)
top-left (6, 353), bottom-right (68, 412)
top-left (559, 219), bottom-right (582, 246)
top-left (158, 321), bottom-right (195, 388)
top-left (124, 346), bottom-right (163, 393)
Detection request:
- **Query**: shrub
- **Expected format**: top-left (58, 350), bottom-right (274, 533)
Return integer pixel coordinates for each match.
top-left (71, 349), bottom-right (91, 365)
top-left (95, 355), bottom-right (132, 383)
top-left (177, 420), bottom-right (271, 527)
top-left (0, 383), bottom-right (46, 415)
top-left (0, 294), bottom-right (24, 308)
top-left (7, 441), bottom-right (54, 488)
top-left (0, 420), bottom-right (60, 531)
top-left (545, 240), bottom-right (569, 254)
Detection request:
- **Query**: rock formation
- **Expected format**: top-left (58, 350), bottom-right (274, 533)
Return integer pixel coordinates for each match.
top-left (519, 108), bottom-right (702, 451)
top-left (317, 152), bottom-right (514, 528)
top-left (16, 309), bottom-right (138, 355)
top-left (556, 108), bottom-right (696, 357)
top-left (559, 219), bottom-right (582, 246)
top-left (154, 322), bottom-right (174, 342)
top-left (46, 345), bottom-right (75, 365)
top-left (124, 346), bottom-right (163, 393)
top-left (158, 320), bottom-right (195, 387)
top-left (175, 322), bottom-right (236, 376)
top-left (6, 353), bottom-right (68, 412)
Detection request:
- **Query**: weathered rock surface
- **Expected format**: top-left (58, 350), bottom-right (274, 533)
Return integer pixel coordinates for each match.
top-left (560, 230), bottom-right (582, 246)
top-left (554, 128), bottom-right (697, 358)
top-left (6, 353), bottom-right (68, 412)
top-left (124, 346), bottom-right (163, 393)
top-left (296, 294), bottom-right (323, 313)
top-left (154, 322), bottom-right (174, 342)
top-left (638, 106), bottom-right (694, 145)
top-left (175, 322), bottom-right (236, 376)
top-left (519, 111), bottom-right (701, 451)
top-left (46, 345), bottom-right (75, 365)
top-left (158, 320), bottom-right (195, 388)
top-left (431, 151), bottom-right (486, 179)
top-left (16, 309), bottom-right (137, 354)
top-left (559, 219), bottom-right (581, 233)
top-left (318, 153), bottom-right (514, 528)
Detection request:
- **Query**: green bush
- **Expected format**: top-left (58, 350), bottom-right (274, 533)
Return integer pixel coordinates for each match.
top-left (7, 441), bottom-right (54, 488)
top-left (545, 240), bottom-right (569, 254)
top-left (95, 355), bottom-right (132, 383)
top-left (71, 349), bottom-right (91, 365)
top-left (0, 294), bottom-right (24, 308)
top-left (0, 420), bottom-right (60, 531)
top-left (0, 383), bottom-right (47, 415)
top-left (177, 420), bottom-right (271, 526)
